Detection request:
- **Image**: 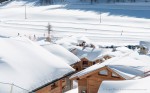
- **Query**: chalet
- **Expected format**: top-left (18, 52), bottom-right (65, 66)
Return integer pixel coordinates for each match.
top-left (0, 37), bottom-right (75, 93)
top-left (140, 41), bottom-right (150, 54)
top-left (71, 47), bottom-right (112, 71)
top-left (70, 54), bottom-right (150, 93)
top-left (71, 46), bottom-right (133, 71)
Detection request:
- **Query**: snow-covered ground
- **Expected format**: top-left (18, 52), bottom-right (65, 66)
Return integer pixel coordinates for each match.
top-left (0, 0), bottom-right (150, 46)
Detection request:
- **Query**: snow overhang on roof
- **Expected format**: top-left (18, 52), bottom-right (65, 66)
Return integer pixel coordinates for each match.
top-left (108, 65), bottom-right (145, 79)
top-left (37, 40), bottom-right (80, 65)
top-left (0, 37), bottom-right (75, 93)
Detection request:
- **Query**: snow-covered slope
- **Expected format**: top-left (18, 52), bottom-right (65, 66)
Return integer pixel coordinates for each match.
top-left (0, 0), bottom-right (150, 46)
top-left (0, 36), bottom-right (74, 92)
top-left (0, 0), bottom-right (41, 7)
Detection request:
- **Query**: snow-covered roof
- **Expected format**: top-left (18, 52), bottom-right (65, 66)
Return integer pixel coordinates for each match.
top-left (55, 36), bottom-right (79, 46)
top-left (73, 46), bottom-right (112, 61)
top-left (140, 41), bottom-right (150, 48)
top-left (99, 47), bottom-right (135, 58)
top-left (70, 53), bottom-right (150, 79)
top-left (37, 40), bottom-right (80, 65)
top-left (55, 35), bottom-right (98, 49)
top-left (108, 65), bottom-right (144, 79)
top-left (116, 47), bottom-right (133, 53)
top-left (98, 77), bottom-right (150, 93)
top-left (140, 41), bottom-right (150, 53)
top-left (0, 37), bottom-right (75, 92)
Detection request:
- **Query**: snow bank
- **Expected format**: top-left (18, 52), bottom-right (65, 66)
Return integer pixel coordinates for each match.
top-left (65, 87), bottom-right (78, 93)
top-left (98, 77), bottom-right (150, 93)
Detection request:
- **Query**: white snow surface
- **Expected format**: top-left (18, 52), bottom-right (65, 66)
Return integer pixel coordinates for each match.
top-left (0, 36), bottom-right (75, 92)
top-left (100, 47), bottom-right (135, 58)
top-left (108, 65), bottom-right (144, 79)
top-left (55, 35), bottom-right (97, 49)
top-left (65, 87), bottom-right (78, 93)
top-left (98, 77), bottom-right (150, 93)
top-left (0, 0), bottom-right (150, 93)
top-left (0, 0), bottom-right (150, 46)
top-left (37, 40), bottom-right (80, 65)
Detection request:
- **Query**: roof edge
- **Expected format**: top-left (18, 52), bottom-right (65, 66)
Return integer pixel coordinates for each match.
top-left (31, 71), bottom-right (75, 92)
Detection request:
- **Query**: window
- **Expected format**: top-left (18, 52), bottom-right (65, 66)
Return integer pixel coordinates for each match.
top-left (93, 62), bottom-right (96, 65)
top-left (62, 78), bottom-right (66, 82)
top-left (76, 67), bottom-right (79, 71)
top-left (99, 70), bottom-right (108, 76)
top-left (82, 61), bottom-right (88, 69)
top-left (112, 73), bottom-right (119, 78)
top-left (83, 61), bottom-right (88, 65)
top-left (51, 82), bottom-right (58, 89)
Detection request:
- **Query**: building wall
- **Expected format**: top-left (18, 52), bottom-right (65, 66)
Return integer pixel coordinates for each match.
top-left (78, 67), bottom-right (124, 93)
top-left (140, 47), bottom-right (148, 54)
top-left (36, 79), bottom-right (63, 93)
top-left (62, 77), bottom-right (73, 92)
top-left (71, 58), bottom-right (92, 72)
top-left (72, 62), bottom-right (82, 72)
top-left (80, 58), bottom-right (93, 70)
top-left (72, 58), bottom-right (106, 72)
top-left (78, 78), bottom-right (87, 93)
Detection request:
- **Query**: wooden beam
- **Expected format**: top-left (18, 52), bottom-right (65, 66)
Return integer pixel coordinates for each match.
top-left (106, 66), bottom-right (125, 80)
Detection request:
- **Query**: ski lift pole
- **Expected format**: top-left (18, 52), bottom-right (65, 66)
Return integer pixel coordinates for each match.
top-left (10, 83), bottom-right (14, 93)
top-left (48, 23), bottom-right (51, 36)
top-left (100, 11), bottom-right (101, 23)
top-left (25, 4), bottom-right (27, 19)
top-left (46, 22), bottom-right (51, 42)
top-left (121, 30), bottom-right (123, 36)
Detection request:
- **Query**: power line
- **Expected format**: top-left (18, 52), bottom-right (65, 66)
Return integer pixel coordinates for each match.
top-left (0, 82), bottom-right (31, 93)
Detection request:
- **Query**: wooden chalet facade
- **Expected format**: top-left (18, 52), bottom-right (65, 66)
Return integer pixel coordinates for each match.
top-left (34, 74), bottom-right (74, 93)
top-left (70, 66), bottom-right (125, 93)
top-left (71, 55), bottom-right (112, 72)
top-left (36, 79), bottom-right (63, 93)
top-left (70, 46), bottom-right (113, 72)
